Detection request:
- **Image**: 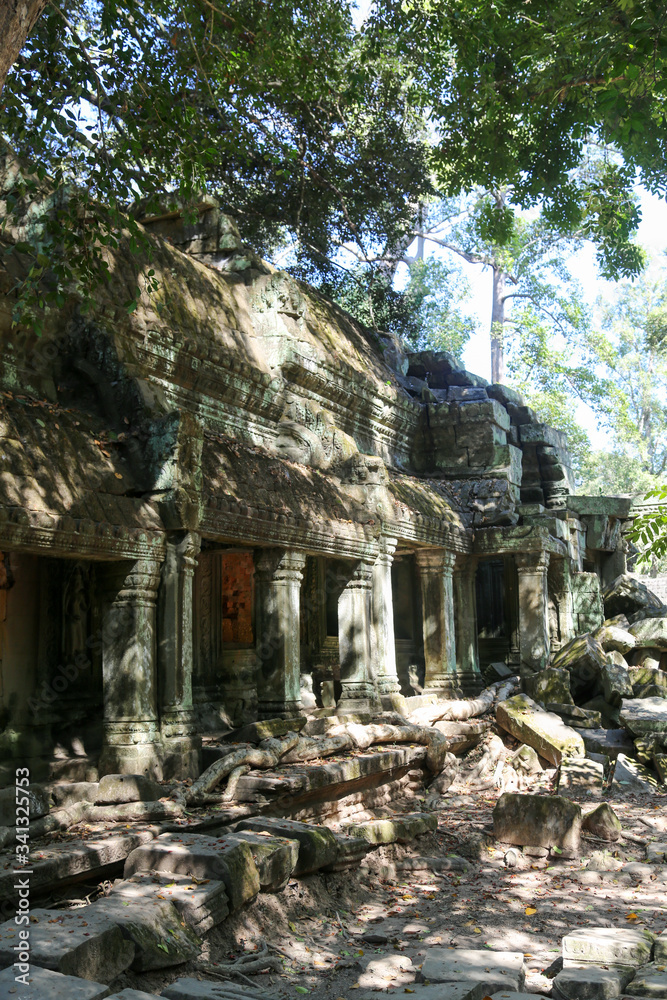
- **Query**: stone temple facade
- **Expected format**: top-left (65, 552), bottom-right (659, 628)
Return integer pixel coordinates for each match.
top-left (0, 200), bottom-right (632, 786)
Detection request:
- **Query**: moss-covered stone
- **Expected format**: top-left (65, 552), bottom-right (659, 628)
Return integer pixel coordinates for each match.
top-left (496, 694), bottom-right (585, 765)
top-left (493, 792), bottom-right (581, 850)
top-left (343, 812), bottom-right (437, 845)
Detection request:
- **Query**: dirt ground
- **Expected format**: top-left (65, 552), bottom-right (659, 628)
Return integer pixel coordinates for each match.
top-left (105, 782), bottom-right (667, 999)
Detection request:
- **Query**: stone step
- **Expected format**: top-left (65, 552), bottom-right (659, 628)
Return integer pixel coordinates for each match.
top-left (224, 830), bottom-right (299, 890)
top-left (419, 947), bottom-right (526, 993)
top-left (342, 811), bottom-right (437, 845)
top-left (552, 963), bottom-right (634, 1000)
top-left (87, 893), bottom-right (201, 971)
top-left (124, 832), bottom-right (260, 911)
top-left (0, 907), bottom-right (135, 982)
top-left (626, 962), bottom-right (667, 998)
top-left (0, 964), bottom-right (109, 999)
top-left (562, 927), bottom-right (655, 969)
top-left (109, 871), bottom-right (229, 934)
top-left (0, 829), bottom-right (156, 903)
top-left (234, 816), bottom-right (338, 875)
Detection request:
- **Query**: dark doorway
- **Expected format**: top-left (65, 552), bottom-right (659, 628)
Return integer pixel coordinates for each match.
top-left (475, 556), bottom-right (519, 670)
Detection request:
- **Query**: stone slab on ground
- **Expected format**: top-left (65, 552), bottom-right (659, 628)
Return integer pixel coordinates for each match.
top-left (496, 695), bottom-right (585, 765)
top-left (50, 781), bottom-right (100, 808)
top-left (562, 928), bottom-right (655, 969)
top-left (95, 774), bottom-right (164, 805)
top-left (162, 979), bottom-right (268, 999)
top-left (0, 964), bottom-right (111, 1000)
top-left (559, 756), bottom-right (604, 797)
top-left (553, 964), bottom-right (634, 1000)
top-left (0, 907), bottom-right (134, 981)
top-left (343, 812), bottom-right (437, 845)
top-left (619, 698), bottom-right (667, 736)
top-left (629, 617), bottom-right (667, 649)
top-left (645, 843), bottom-right (667, 864)
top-left (235, 816), bottom-right (337, 874)
top-left (490, 993), bottom-right (544, 1000)
top-left (493, 792), bottom-right (582, 850)
top-left (124, 832), bottom-right (259, 911)
top-left (625, 963), bottom-right (667, 997)
top-left (87, 894), bottom-right (200, 971)
top-left (0, 829), bottom-right (156, 903)
top-left (654, 931), bottom-right (667, 963)
top-left (612, 754), bottom-right (659, 793)
top-left (361, 986), bottom-right (486, 1000)
top-left (224, 830), bottom-right (299, 890)
top-left (578, 729), bottom-right (635, 759)
top-left (109, 871), bottom-right (229, 934)
top-left (420, 948), bottom-right (525, 992)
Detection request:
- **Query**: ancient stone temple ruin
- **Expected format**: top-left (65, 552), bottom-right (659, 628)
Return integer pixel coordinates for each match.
top-left (0, 202), bottom-right (633, 786)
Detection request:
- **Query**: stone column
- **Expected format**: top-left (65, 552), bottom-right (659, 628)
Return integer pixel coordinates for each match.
top-left (255, 549), bottom-right (306, 719)
top-left (158, 532), bottom-right (201, 778)
top-left (371, 538), bottom-right (401, 704)
top-left (415, 549), bottom-right (458, 695)
top-left (454, 557), bottom-right (482, 694)
top-left (99, 558), bottom-right (162, 778)
top-left (516, 550), bottom-right (551, 674)
top-left (337, 560), bottom-right (378, 714)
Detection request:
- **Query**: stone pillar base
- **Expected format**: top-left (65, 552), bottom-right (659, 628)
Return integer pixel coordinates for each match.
top-left (258, 699), bottom-right (303, 720)
top-left (99, 720), bottom-right (163, 779)
top-left (160, 710), bottom-right (201, 780)
top-left (336, 680), bottom-right (380, 716)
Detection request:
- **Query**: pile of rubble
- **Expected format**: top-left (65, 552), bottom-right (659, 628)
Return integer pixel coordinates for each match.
top-left (496, 571), bottom-right (667, 797)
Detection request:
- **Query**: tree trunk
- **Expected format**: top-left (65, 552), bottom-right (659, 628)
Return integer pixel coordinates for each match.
top-left (491, 266), bottom-right (506, 384)
top-left (0, 0), bottom-right (46, 95)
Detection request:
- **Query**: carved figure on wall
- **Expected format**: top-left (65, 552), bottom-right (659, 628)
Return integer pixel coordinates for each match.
top-left (300, 672), bottom-right (317, 709)
top-left (62, 561), bottom-right (91, 666)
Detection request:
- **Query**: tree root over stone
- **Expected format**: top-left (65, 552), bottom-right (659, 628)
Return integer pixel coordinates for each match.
top-left (194, 940), bottom-right (282, 987)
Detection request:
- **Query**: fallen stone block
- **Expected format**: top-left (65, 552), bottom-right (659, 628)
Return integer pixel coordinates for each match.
top-left (628, 666), bottom-right (667, 695)
top-left (363, 986), bottom-right (484, 1000)
top-left (343, 812), bottom-right (437, 845)
top-left (88, 894), bottom-right (200, 971)
top-left (625, 963), bottom-right (667, 997)
top-left (511, 745), bottom-right (542, 775)
top-left (629, 617), bottom-right (667, 649)
top-left (0, 829), bottom-right (156, 904)
top-left (612, 753), bottom-right (659, 793)
top-left (325, 832), bottom-right (372, 871)
top-left (110, 872), bottom-right (229, 934)
top-left (497, 694), bottom-right (585, 765)
top-left (562, 927), bottom-right (655, 969)
top-left (655, 931), bottom-right (667, 963)
top-left (0, 907), bottom-right (134, 982)
top-left (551, 635), bottom-right (608, 698)
top-left (655, 753), bottom-right (667, 783)
top-left (602, 662), bottom-right (634, 708)
top-left (420, 948), bottom-right (525, 993)
top-left (124, 832), bottom-right (260, 911)
top-left (593, 625), bottom-right (637, 655)
top-left (490, 994), bottom-right (544, 1000)
top-left (580, 698), bottom-right (622, 728)
top-left (603, 575), bottom-right (663, 619)
top-left (631, 648), bottom-right (663, 669)
top-left (621, 862), bottom-right (656, 881)
top-left (529, 667), bottom-right (574, 706)
top-left (578, 729), bottom-right (634, 760)
top-left (235, 816), bottom-right (337, 875)
top-left (632, 734), bottom-right (667, 766)
top-left (645, 842), bottom-right (667, 863)
top-left (493, 792), bottom-right (581, 851)
top-left (50, 781), bottom-right (100, 808)
top-left (0, 964), bottom-right (110, 999)
top-left (96, 773), bottom-right (164, 805)
top-left (582, 803), bottom-right (622, 842)
top-left (554, 708), bottom-right (603, 730)
top-left (0, 784), bottom-right (50, 826)
top-left (559, 757), bottom-right (604, 798)
top-left (224, 830), bottom-right (299, 890)
top-left (553, 964), bottom-right (633, 1000)
top-left (620, 698), bottom-right (667, 736)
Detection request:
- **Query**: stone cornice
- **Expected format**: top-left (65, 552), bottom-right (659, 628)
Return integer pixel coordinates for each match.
top-left (473, 523), bottom-right (568, 558)
top-left (0, 506), bottom-right (165, 560)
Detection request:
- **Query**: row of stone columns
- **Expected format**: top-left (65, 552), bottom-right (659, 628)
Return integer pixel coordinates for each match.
top-left (96, 537), bottom-right (552, 778)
